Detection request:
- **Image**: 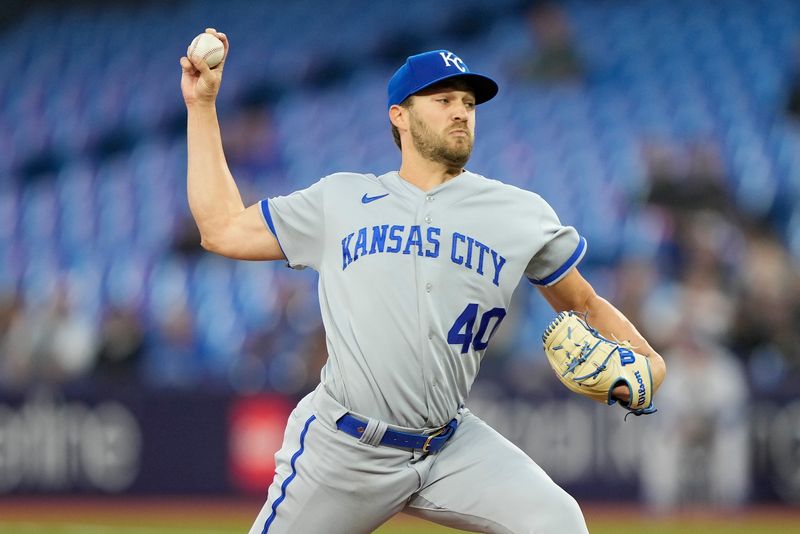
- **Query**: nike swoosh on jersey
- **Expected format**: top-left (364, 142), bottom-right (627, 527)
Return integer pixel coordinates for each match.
top-left (361, 193), bottom-right (390, 204)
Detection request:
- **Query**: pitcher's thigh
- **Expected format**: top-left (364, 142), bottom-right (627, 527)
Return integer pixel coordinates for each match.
top-left (406, 412), bottom-right (588, 534)
top-left (250, 408), bottom-right (417, 534)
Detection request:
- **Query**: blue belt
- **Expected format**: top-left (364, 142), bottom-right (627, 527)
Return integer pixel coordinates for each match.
top-left (336, 415), bottom-right (458, 453)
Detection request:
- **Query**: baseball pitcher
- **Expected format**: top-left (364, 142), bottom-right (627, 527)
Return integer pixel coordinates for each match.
top-left (180, 29), bottom-right (667, 534)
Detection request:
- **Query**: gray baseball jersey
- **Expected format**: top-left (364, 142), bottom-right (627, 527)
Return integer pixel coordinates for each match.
top-left (259, 170), bottom-right (585, 429)
top-left (250, 169), bottom-right (589, 534)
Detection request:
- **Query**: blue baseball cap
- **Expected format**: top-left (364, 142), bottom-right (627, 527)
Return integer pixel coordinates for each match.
top-left (387, 50), bottom-right (498, 110)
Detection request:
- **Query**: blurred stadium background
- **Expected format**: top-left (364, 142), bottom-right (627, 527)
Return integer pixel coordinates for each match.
top-left (1, 0), bottom-right (800, 532)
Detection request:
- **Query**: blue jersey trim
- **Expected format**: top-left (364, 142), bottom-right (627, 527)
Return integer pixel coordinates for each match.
top-left (262, 414), bottom-right (316, 534)
top-left (259, 199), bottom-right (288, 258)
top-left (528, 236), bottom-right (587, 287)
top-left (259, 200), bottom-right (278, 238)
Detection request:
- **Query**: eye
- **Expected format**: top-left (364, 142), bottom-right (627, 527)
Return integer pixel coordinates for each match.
top-left (437, 98), bottom-right (449, 104)
top-left (465, 101), bottom-right (476, 109)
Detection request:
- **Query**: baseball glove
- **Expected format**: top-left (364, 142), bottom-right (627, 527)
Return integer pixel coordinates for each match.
top-left (542, 311), bottom-right (656, 416)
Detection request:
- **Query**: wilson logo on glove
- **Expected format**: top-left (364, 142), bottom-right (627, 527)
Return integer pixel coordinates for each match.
top-left (542, 311), bottom-right (657, 417)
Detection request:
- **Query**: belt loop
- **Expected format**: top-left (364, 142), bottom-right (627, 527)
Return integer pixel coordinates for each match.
top-left (358, 418), bottom-right (388, 447)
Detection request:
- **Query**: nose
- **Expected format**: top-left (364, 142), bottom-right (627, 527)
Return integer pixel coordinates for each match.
top-left (451, 102), bottom-right (468, 123)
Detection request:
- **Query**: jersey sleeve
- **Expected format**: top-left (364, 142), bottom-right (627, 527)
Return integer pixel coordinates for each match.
top-left (258, 177), bottom-right (327, 270)
top-left (525, 199), bottom-right (587, 287)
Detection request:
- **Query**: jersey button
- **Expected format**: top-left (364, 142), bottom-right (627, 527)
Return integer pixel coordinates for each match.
top-left (424, 216), bottom-right (432, 224)
top-left (426, 195), bottom-right (434, 202)
top-left (425, 283), bottom-right (432, 293)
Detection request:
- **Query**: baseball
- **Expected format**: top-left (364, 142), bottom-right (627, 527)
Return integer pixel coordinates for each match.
top-left (187, 33), bottom-right (224, 68)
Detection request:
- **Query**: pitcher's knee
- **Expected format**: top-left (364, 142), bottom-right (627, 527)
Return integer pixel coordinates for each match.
top-left (511, 490), bottom-right (588, 534)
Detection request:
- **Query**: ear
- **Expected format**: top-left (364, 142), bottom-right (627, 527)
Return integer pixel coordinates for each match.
top-left (389, 104), bottom-right (408, 131)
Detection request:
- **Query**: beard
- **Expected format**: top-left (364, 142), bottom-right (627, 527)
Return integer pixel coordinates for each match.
top-left (409, 110), bottom-right (473, 168)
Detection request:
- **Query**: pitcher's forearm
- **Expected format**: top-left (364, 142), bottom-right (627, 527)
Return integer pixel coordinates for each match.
top-left (583, 295), bottom-right (666, 390)
top-left (186, 104), bottom-right (245, 236)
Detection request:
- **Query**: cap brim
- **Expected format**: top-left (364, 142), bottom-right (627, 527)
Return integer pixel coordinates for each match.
top-left (410, 72), bottom-right (499, 105)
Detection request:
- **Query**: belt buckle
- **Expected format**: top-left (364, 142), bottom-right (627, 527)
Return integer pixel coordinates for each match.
top-left (422, 425), bottom-right (446, 453)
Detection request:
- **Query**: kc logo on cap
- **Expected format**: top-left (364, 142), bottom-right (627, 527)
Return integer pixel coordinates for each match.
top-left (439, 51), bottom-right (467, 73)
top-left (387, 49), bottom-right (499, 110)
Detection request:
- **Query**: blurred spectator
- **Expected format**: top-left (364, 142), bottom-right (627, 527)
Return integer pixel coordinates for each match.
top-left (0, 284), bottom-right (97, 391)
top-left (640, 330), bottom-right (750, 511)
top-left (0, 289), bottom-right (26, 390)
top-left (787, 86), bottom-right (800, 119)
top-left (514, 1), bottom-right (584, 83)
top-left (730, 225), bottom-right (800, 390)
top-left (94, 303), bottom-right (145, 385)
top-left (785, 40), bottom-right (800, 120)
top-left (142, 302), bottom-right (200, 389)
top-left (644, 139), bottom-right (730, 215)
top-left (613, 258), bottom-right (659, 334)
top-left (0, 291), bottom-right (21, 341)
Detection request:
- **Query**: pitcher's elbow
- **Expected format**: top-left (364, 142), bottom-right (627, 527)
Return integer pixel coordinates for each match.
top-left (649, 351), bottom-right (667, 391)
top-left (199, 232), bottom-right (224, 254)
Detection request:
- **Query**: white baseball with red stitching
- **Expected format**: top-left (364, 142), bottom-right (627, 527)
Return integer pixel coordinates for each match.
top-left (187, 33), bottom-right (224, 68)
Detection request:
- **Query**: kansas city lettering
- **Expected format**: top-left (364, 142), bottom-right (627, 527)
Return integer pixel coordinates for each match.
top-left (341, 225), bottom-right (506, 286)
top-left (451, 232), bottom-right (506, 286)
